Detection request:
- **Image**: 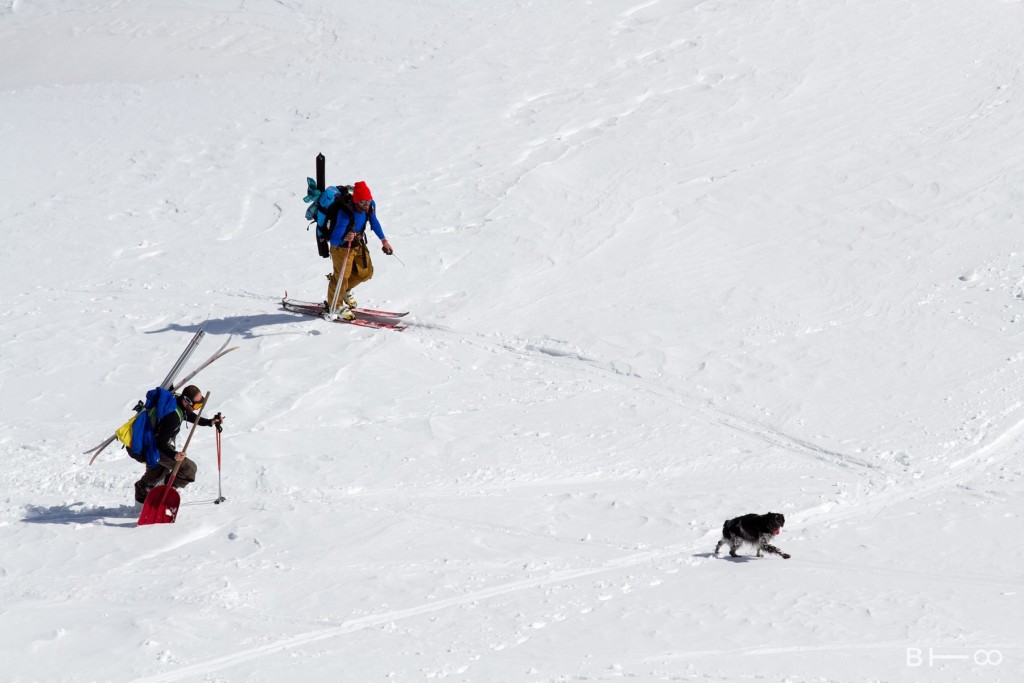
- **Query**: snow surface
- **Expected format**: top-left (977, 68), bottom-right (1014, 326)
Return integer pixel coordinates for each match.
top-left (2, 0), bottom-right (1023, 681)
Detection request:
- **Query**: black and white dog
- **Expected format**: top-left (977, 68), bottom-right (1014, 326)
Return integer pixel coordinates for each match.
top-left (714, 512), bottom-right (791, 559)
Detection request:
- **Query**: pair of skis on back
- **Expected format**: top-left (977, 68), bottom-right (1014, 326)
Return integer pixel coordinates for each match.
top-left (83, 325), bottom-right (238, 465)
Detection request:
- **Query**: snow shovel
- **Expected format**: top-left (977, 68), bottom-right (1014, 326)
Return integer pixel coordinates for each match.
top-left (138, 392), bottom-right (211, 526)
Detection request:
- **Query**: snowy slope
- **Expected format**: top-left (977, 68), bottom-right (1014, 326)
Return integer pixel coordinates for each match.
top-left (2, 0), bottom-right (1023, 681)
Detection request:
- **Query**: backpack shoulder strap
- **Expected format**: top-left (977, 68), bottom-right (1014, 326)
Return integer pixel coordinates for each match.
top-left (335, 185), bottom-right (356, 218)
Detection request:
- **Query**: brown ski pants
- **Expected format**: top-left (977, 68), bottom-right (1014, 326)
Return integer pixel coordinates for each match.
top-left (132, 453), bottom-right (197, 503)
top-left (326, 241), bottom-right (374, 308)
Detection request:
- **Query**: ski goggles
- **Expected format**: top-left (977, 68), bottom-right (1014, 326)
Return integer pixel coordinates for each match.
top-left (183, 395), bottom-right (205, 411)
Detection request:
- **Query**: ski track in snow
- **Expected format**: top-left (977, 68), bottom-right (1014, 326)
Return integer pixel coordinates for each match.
top-left (10, 274), bottom-right (1024, 680)
top-left (6, 1), bottom-right (1024, 680)
top-left (131, 539), bottom-right (715, 683)
top-left (436, 322), bottom-right (979, 487)
top-left (123, 321), bottom-right (1024, 679)
top-left (121, 524), bottom-right (223, 567)
top-left (133, 486), bottom-right (1024, 682)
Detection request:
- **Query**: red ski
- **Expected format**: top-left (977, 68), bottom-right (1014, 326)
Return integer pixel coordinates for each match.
top-left (281, 294), bottom-right (407, 331)
top-left (352, 306), bottom-right (408, 318)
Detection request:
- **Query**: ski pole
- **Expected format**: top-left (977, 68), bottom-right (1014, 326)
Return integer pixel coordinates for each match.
top-left (214, 415), bottom-right (226, 504)
top-left (389, 252), bottom-right (407, 267)
top-left (327, 242), bottom-right (353, 316)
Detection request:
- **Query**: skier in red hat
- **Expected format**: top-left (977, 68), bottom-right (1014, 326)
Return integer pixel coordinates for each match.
top-left (325, 180), bottom-right (394, 320)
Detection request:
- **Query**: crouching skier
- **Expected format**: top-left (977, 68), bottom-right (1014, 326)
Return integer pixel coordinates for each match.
top-left (129, 384), bottom-right (224, 507)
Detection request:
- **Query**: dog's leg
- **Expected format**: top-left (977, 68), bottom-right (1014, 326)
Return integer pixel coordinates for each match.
top-left (728, 539), bottom-right (741, 557)
top-left (759, 538), bottom-right (791, 559)
top-left (714, 539), bottom-right (726, 555)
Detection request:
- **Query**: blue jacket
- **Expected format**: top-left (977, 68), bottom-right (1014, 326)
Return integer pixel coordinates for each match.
top-left (316, 187), bottom-right (386, 247)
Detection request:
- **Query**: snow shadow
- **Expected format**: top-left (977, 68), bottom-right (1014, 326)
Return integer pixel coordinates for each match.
top-left (145, 312), bottom-right (318, 339)
top-left (21, 502), bottom-right (139, 527)
top-left (181, 498), bottom-right (227, 507)
top-left (693, 551), bottom-right (759, 563)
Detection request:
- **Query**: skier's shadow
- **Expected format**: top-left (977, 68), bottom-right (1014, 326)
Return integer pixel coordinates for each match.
top-left (22, 502), bottom-right (138, 528)
top-left (145, 311), bottom-right (326, 340)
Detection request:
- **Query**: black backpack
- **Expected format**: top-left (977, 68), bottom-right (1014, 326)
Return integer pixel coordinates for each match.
top-left (304, 181), bottom-right (374, 258)
top-left (303, 182), bottom-right (354, 258)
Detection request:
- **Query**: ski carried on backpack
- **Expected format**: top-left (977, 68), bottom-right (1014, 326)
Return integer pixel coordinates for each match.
top-left (281, 293), bottom-right (407, 331)
top-left (84, 330), bottom-right (238, 464)
top-left (160, 325), bottom-right (207, 391)
top-left (308, 153), bottom-right (331, 258)
top-left (169, 336), bottom-right (239, 392)
top-left (83, 326), bottom-right (205, 461)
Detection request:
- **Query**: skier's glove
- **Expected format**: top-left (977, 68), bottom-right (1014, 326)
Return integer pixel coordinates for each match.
top-left (133, 400), bottom-right (145, 413)
top-left (212, 412), bottom-right (225, 433)
top-left (381, 239), bottom-right (394, 255)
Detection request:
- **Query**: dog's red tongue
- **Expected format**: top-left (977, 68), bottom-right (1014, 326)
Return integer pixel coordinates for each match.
top-left (773, 529), bottom-right (781, 536)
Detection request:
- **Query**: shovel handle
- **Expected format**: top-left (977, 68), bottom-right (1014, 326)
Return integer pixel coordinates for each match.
top-left (164, 391), bottom-right (211, 489)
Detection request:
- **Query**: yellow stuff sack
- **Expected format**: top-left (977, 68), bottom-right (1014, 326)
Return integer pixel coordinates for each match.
top-left (114, 413), bottom-right (139, 448)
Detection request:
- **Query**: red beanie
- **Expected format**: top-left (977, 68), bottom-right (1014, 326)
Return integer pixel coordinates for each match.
top-left (352, 181), bottom-right (372, 202)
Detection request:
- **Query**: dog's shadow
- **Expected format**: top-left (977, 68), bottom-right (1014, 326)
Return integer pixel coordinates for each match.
top-left (693, 551), bottom-right (758, 563)
top-left (21, 502), bottom-right (138, 527)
